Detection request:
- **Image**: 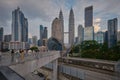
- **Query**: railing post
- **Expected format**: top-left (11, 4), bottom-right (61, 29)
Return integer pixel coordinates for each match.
top-left (53, 59), bottom-right (58, 80)
top-left (115, 61), bottom-right (120, 80)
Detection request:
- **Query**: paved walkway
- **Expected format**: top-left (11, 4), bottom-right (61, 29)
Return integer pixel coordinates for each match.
top-left (0, 51), bottom-right (54, 66)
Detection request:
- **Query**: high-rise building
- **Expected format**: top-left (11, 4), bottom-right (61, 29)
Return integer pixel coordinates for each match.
top-left (75, 37), bottom-right (79, 44)
top-left (4, 34), bottom-right (11, 42)
top-left (39, 25), bottom-right (48, 46)
top-left (69, 8), bottom-right (74, 46)
top-left (95, 31), bottom-right (104, 44)
top-left (78, 25), bottom-right (84, 44)
top-left (108, 18), bottom-right (118, 48)
top-left (84, 26), bottom-right (94, 41)
top-left (28, 38), bottom-right (32, 44)
top-left (0, 27), bottom-right (3, 42)
top-left (40, 25), bottom-right (44, 40)
top-left (117, 31), bottom-right (120, 41)
top-left (104, 31), bottom-right (108, 43)
top-left (52, 18), bottom-right (62, 44)
top-left (59, 10), bottom-right (64, 44)
top-left (85, 6), bottom-right (93, 27)
top-left (43, 27), bottom-right (48, 39)
top-left (12, 7), bottom-right (28, 42)
top-left (32, 36), bottom-right (37, 46)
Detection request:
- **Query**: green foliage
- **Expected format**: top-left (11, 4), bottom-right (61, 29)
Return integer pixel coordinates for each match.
top-left (30, 46), bottom-right (39, 52)
top-left (70, 40), bottom-right (120, 61)
top-left (80, 40), bottom-right (100, 59)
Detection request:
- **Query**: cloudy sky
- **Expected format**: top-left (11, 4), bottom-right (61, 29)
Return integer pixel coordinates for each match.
top-left (0, 0), bottom-right (120, 43)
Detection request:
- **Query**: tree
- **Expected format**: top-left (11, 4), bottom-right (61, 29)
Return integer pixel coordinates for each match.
top-left (30, 46), bottom-right (39, 52)
top-left (80, 40), bottom-right (100, 59)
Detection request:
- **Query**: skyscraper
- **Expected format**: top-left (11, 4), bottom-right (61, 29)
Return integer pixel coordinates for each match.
top-left (32, 36), bottom-right (37, 46)
top-left (59, 10), bottom-right (64, 44)
top-left (95, 31), bottom-right (104, 44)
top-left (117, 31), bottom-right (120, 41)
top-left (84, 27), bottom-right (94, 41)
top-left (0, 27), bottom-right (3, 42)
top-left (85, 6), bottom-right (93, 27)
top-left (4, 34), bottom-right (11, 42)
top-left (43, 27), bottom-right (48, 39)
top-left (52, 18), bottom-right (62, 43)
top-left (108, 18), bottom-right (118, 48)
top-left (40, 25), bottom-right (44, 40)
top-left (104, 31), bottom-right (108, 43)
top-left (78, 25), bottom-right (84, 44)
top-left (12, 7), bottom-right (28, 42)
top-left (69, 8), bottom-right (74, 46)
top-left (39, 25), bottom-right (48, 46)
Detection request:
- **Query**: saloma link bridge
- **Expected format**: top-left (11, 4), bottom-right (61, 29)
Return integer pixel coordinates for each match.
top-left (0, 51), bottom-right (120, 80)
top-left (0, 51), bottom-right (60, 80)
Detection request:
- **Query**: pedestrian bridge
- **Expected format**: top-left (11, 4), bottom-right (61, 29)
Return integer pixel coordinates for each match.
top-left (0, 51), bottom-right (60, 77)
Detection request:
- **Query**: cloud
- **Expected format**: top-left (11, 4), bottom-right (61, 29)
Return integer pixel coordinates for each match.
top-left (0, 0), bottom-right (120, 42)
top-left (94, 18), bottom-right (101, 33)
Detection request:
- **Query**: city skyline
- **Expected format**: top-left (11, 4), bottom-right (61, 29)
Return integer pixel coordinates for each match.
top-left (0, 0), bottom-right (120, 43)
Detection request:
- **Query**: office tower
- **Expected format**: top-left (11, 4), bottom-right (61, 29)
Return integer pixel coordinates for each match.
top-left (32, 36), bottom-right (37, 46)
top-left (28, 38), bottom-right (32, 44)
top-left (40, 25), bottom-right (48, 39)
top-left (43, 27), bottom-right (48, 39)
top-left (69, 8), bottom-right (74, 46)
top-left (39, 25), bottom-right (44, 46)
top-left (84, 27), bottom-right (94, 40)
top-left (59, 10), bottom-right (64, 44)
top-left (52, 18), bottom-right (62, 43)
top-left (39, 25), bottom-right (48, 46)
top-left (12, 7), bottom-right (28, 42)
top-left (75, 37), bottom-right (78, 44)
top-left (42, 27), bottom-right (48, 46)
top-left (23, 18), bottom-right (28, 42)
top-left (78, 25), bottom-right (84, 44)
top-left (4, 34), bottom-right (12, 42)
top-left (0, 27), bottom-right (3, 42)
top-left (117, 31), bottom-right (120, 41)
top-left (108, 18), bottom-right (118, 48)
top-left (40, 25), bottom-right (44, 40)
top-left (104, 31), bottom-right (108, 43)
top-left (95, 31), bottom-right (104, 44)
top-left (85, 6), bottom-right (93, 27)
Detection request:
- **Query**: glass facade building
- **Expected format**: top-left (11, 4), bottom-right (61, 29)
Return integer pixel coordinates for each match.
top-left (84, 26), bottom-right (94, 41)
top-left (117, 31), bottom-right (120, 41)
top-left (47, 37), bottom-right (62, 51)
top-left (95, 31), bottom-right (104, 44)
top-left (12, 7), bottom-right (28, 42)
top-left (0, 27), bottom-right (3, 42)
top-left (39, 25), bottom-right (48, 46)
top-left (108, 18), bottom-right (118, 48)
top-left (78, 25), bottom-right (84, 44)
top-left (85, 6), bottom-right (93, 27)
top-left (32, 36), bottom-right (37, 46)
top-left (4, 34), bottom-right (11, 42)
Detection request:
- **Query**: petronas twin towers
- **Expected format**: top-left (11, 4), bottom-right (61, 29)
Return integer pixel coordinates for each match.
top-left (52, 8), bottom-right (74, 46)
top-left (69, 8), bottom-right (74, 46)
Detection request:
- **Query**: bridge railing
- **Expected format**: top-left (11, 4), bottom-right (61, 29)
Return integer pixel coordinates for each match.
top-left (45, 62), bottom-right (85, 80)
top-left (59, 57), bottom-right (117, 72)
top-left (9, 51), bottom-right (61, 76)
top-left (0, 51), bottom-right (60, 66)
